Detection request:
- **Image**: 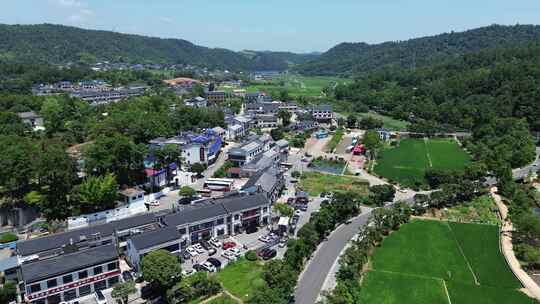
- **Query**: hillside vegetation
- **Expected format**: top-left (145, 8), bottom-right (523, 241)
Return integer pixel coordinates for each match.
top-left (0, 24), bottom-right (315, 71)
top-left (296, 24), bottom-right (540, 75)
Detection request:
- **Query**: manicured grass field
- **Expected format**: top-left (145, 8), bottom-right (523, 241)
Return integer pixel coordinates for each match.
top-left (359, 271), bottom-right (449, 304)
top-left (358, 220), bottom-right (534, 304)
top-left (448, 222), bottom-right (521, 288)
top-left (299, 171), bottom-right (369, 196)
top-left (446, 281), bottom-right (536, 304)
top-left (216, 258), bottom-right (266, 301)
top-left (374, 138), bottom-right (470, 188)
top-left (371, 220), bottom-right (475, 284)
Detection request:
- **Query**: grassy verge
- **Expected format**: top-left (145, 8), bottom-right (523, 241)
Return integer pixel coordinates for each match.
top-left (442, 195), bottom-right (500, 225)
top-left (325, 128), bottom-right (344, 152)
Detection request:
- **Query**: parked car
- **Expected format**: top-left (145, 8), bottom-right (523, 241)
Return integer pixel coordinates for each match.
top-left (287, 198), bottom-right (295, 204)
top-left (94, 290), bottom-right (107, 304)
top-left (181, 269), bottom-right (195, 277)
top-left (186, 247), bottom-right (198, 257)
top-left (298, 204), bottom-right (308, 212)
top-left (294, 210), bottom-right (302, 216)
top-left (122, 271), bottom-right (134, 282)
top-left (258, 248), bottom-right (277, 260)
top-left (321, 199), bottom-right (330, 206)
top-left (222, 241), bottom-right (236, 250)
top-left (279, 238), bottom-right (288, 248)
top-left (202, 261), bottom-right (216, 272)
top-left (192, 244), bottom-right (205, 254)
top-left (259, 235), bottom-right (271, 243)
top-left (148, 200), bottom-right (160, 206)
top-left (222, 250), bottom-right (237, 260)
top-left (193, 264), bottom-right (206, 272)
top-left (208, 248), bottom-right (217, 256)
top-left (229, 247), bottom-right (241, 257)
top-left (207, 257), bottom-right (222, 269)
top-left (209, 237), bottom-right (222, 248)
top-left (320, 192), bottom-right (328, 198)
top-left (199, 240), bottom-right (210, 250)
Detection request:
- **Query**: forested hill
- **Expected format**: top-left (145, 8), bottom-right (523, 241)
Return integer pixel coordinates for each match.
top-left (296, 24), bottom-right (540, 76)
top-left (0, 24), bottom-right (314, 71)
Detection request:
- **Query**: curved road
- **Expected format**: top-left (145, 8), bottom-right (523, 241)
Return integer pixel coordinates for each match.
top-left (294, 209), bottom-right (372, 304)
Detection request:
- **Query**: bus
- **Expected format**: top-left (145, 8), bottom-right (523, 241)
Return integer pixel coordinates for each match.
top-left (203, 178), bottom-right (234, 191)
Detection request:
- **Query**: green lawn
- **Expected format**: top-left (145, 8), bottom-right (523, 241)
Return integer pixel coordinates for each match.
top-left (359, 271), bottom-right (449, 304)
top-left (205, 295), bottom-right (239, 304)
top-left (358, 219), bottom-right (534, 304)
top-left (448, 222), bottom-right (521, 289)
top-left (241, 75), bottom-right (350, 98)
top-left (446, 281), bottom-right (536, 304)
top-left (325, 128), bottom-right (344, 152)
top-left (374, 138), bottom-right (470, 188)
top-left (371, 220), bottom-right (475, 284)
top-left (299, 171), bottom-right (369, 196)
top-left (358, 112), bottom-right (410, 131)
top-left (216, 258), bottom-right (266, 301)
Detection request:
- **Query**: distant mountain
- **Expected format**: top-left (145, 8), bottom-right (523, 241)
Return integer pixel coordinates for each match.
top-left (0, 24), bottom-right (317, 71)
top-left (296, 24), bottom-right (540, 76)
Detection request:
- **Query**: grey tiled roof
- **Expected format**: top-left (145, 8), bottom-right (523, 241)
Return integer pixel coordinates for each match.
top-left (21, 244), bottom-right (118, 283)
top-left (164, 202), bottom-right (228, 227)
top-left (129, 227), bottom-right (180, 250)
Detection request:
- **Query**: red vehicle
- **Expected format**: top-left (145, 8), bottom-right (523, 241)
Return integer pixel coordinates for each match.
top-left (222, 241), bottom-right (236, 250)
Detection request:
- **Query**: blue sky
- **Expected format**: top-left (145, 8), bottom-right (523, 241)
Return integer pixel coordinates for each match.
top-left (1, 0), bottom-right (539, 53)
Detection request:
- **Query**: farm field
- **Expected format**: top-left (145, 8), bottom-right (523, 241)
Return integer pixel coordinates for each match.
top-left (442, 195), bottom-right (501, 225)
top-left (299, 171), bottom-right (369, 196)
top-left (241, 75), bottom-right (350, 98)
top-left (373, 138), bottom-right (470, 188)
top-left (359, 219), bottom-right (535, 304)
top-left (358, 112), bottom-right (410, 131)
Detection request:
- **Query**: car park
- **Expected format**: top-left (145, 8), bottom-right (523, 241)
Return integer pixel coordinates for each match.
top-left (209, 237), bottom-right (222, 248)
top-left (259, 235), bottom-right (271, 243)
top-left (199, 240), bottom-right (210, 250)
top-left (202, 261), bottom-right (216, 272)
top-left (222, 241), bottom-right (236, 250)
top-left (207, 257), bottom-right (222, 269)
top-left (186, 246), bottom-right (198, 257)
top-left (94, 290), bottom-right (107, 304)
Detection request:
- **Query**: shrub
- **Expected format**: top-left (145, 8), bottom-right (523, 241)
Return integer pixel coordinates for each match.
top-left (245, 250), bottom-right (258, 261)
top-left (0, 233), bottom-right (18, 244)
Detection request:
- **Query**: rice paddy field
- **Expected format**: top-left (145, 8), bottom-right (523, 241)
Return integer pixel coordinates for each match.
top-left (374, 138), bottom-right (471, 188)
top-left (359, 219), bottom-right (535, 304)
top-left (237, 75), bottom-right (350, 98)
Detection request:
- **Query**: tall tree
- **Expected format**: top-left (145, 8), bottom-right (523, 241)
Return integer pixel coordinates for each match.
top-left (141, 250), bottom-right (182, 291)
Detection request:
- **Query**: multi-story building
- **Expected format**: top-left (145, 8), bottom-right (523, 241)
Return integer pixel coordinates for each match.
top-left (308, 104), bottom-right (334, 123)
top-left (72, 88), bottom-right (146, 105)
top-left (227, 140), bottom-right (265, 167)
top-left (184, 96), bottom-right (208, 108)
top-left (255, 114), bottom-right (279, 129)
top-left (245, 92), bottom-right (272, 104)
top-left (149, 130), bottom-right (222, 166)
top-left (242, 167), bottom-right (285, 203)
top-left (206, 91), bottom-right (226, 103)
top-left (126, 227), bottom-right (181, 270)
top-left (20, 244), bottom-right (121, 304)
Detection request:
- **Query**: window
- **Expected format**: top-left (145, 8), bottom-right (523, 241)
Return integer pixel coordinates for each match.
top-left (107, 262), bottom-right (118, 271)
top-left (78, 285), bottom-right (91, 297)
top-left (179, 228), bottom-right (186, 235)
top-left (94, 266), bottom-right (103, 275)
top-left (263, 207), bottom-right (268, 213)
top-left (63, 289), bottom-right (77, 301)
top-left (63, 274), bottom-right (73, 284)
top-left (78, 270), bottom-right (88, 279)
top-left (47, 278), bottom-right (57, 288)
top-left (29, 283), bottom-right (41, 293)
top-left (216, 218), bottom-right (224, 225)
top-left (234, 214), bottom-right (240, 220)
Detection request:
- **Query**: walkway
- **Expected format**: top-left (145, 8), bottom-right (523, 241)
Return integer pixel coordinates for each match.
top-left (490, 187), bottom-right (540, 301)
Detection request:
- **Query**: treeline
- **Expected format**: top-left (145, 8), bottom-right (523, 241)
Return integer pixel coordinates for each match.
top-left (296, 24), bottom-right (540, 76)
top-left (0, 24), bottom-right (314, 71)
top-left (0, 92), bottom-right (224, 220)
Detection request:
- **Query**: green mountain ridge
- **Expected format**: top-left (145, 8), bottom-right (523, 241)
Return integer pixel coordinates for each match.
top-left (0, 23), bottom-right (316, 71)
top-left (296, 24), bottom-right (540, 76)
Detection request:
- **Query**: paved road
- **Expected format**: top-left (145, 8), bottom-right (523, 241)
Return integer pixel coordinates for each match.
top-left (294, 209), bottom-right (372, 304)
top-left (485, 147), bottom-right (540, 186)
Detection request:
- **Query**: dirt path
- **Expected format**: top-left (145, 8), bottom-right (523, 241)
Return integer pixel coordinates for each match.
top-left (490, 187), bottom-right (540, 300)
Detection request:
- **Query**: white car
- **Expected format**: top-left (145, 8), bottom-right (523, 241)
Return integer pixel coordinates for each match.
top-left (202, 261), bottom-right (216, 272)
top-left (221, 250), bottom-right (236, 260)
top-left (186, 246), bottom-right (198, 257)
top-left (229, 247), bottom-right (241, 257)
top-left (94, 290), bottom-right (107, 304)
top-left (193, 244), bottom-right (205, 254)
top-left (182, 269), bottom-right (195, 277)
top-left (294, 210), bottom-right (302, 216)
top-left (209, 237), bottom-right (222, 248)
top-left (148, 200), bottom-right (160, 206)
top-left (258, 235), bottom-right (271, 243)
